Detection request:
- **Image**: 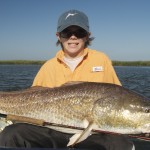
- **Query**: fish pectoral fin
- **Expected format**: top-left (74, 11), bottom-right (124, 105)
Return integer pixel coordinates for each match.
top-left (67, 122), bottom-right (96, 147)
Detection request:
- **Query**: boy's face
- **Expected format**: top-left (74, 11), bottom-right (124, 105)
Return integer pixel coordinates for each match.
top-left (57, 26), bottom-right (89, 58)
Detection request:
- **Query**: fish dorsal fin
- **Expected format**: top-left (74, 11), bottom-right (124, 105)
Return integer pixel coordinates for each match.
top-left (67, 119), bottom-right (97, 147)
top-left (61, 81), bottom-right (86, 87)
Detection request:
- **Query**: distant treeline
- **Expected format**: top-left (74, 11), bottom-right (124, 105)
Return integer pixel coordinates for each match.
top-left (112, 61), bottom-right (150, 66)
top-left (0, 60), bottom-right (45, 65)
top-left (0, 60), bottom-right (150, 66)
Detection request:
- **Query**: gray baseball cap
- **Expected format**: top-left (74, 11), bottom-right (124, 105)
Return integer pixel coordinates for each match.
top-left (57, 10), bottom-right (89, 32)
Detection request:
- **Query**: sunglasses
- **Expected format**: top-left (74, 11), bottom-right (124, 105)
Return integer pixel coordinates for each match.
top-left (59, 28), bottom-right (88, 39)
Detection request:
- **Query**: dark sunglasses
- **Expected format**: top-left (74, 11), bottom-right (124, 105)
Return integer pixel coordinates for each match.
top-left (59, 28), bottom-right (88, 39)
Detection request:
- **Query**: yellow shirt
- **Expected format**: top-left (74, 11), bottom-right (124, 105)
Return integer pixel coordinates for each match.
top-left (32, 48), bottom-right (121, 87)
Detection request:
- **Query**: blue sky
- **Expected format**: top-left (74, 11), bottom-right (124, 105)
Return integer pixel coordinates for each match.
top-left (0, 0), bottom-right (150, 61)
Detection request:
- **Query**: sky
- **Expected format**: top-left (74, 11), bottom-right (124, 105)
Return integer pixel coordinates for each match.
top-left (0, 0), bottom-right (150, 61)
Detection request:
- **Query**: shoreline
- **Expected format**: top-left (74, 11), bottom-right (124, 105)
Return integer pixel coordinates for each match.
top-left (0, 60), bottom-right (150, 66)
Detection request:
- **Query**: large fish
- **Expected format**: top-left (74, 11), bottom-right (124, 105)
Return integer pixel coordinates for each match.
top-left (0, 82), bottom-right (150, 146)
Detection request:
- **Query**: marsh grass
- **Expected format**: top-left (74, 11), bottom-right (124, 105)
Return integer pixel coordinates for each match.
top-left (112, 61), bottom-right (150, 66)
top-left (0, 60), bottom-right (45, 65)
top-left (0, 60), bottom-right (150, 66)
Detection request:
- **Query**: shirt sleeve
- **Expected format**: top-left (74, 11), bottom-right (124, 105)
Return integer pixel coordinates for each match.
top-left (103, 56), bottom-right (122, 86)
top-left (32, 61), bottom-right (55, 87)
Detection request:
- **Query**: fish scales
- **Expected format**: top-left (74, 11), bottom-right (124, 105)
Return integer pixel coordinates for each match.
top-left (0, 82), bottom-right (149, 134)
top-left (0, 83), bottom-right (100, 127)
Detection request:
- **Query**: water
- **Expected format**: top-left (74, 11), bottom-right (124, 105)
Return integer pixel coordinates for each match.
top-left (0, 65), bottom-right (150, 149)
top-left (0, 65), bottom-right (150, 98)
top-left (0, 65), bottom-right (41, 91)
top-left (115, 66), bottom-right (150, 99)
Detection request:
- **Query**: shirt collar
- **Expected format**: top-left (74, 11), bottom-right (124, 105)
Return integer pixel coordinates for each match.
top-left (56, 48), bottom-right (89, 62)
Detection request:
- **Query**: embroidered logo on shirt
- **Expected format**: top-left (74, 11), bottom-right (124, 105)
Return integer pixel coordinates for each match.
top-left (65, 13), bottom-right (78, 20)
top-left (92, 66), bottom-right (104, 72)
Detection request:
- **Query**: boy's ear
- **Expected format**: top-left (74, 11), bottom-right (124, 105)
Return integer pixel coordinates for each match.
top-left (56, 32), bottom-right (61, 41)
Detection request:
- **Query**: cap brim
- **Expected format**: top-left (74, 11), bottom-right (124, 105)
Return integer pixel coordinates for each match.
top-left (57, 22), bottom-right (89, 32)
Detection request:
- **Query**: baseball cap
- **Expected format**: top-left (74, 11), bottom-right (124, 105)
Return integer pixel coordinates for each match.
top-left (57, 10), bottom-right (89, 32)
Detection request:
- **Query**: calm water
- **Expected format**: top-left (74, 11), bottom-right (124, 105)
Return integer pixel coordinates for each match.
top-left (0, 65), bottom-right (41, 91)
top-left (0, 65), bottom-right (150, 98)
top-left (0, 65), bottom-right (150, 149)
top-left (116, 66), bottom-right (150, 99)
